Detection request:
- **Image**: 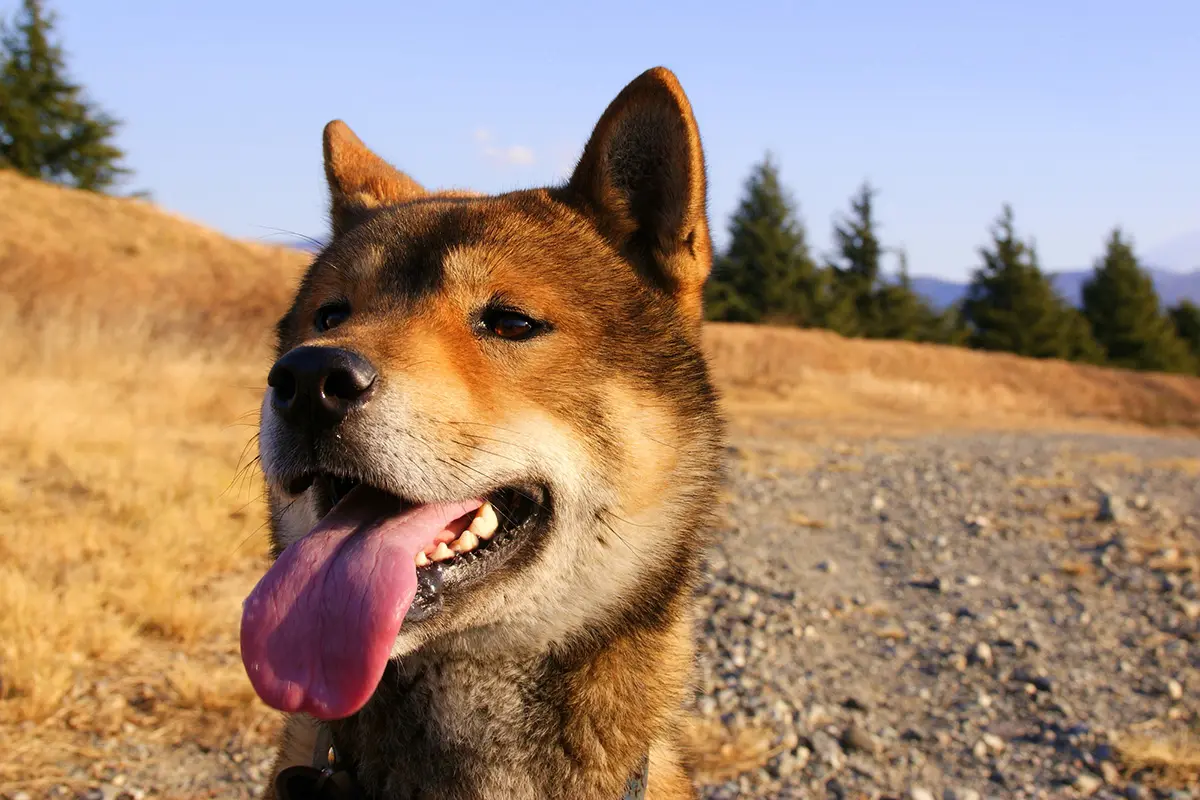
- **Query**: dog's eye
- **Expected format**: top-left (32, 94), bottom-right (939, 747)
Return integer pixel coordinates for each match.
top-left (315, 301), bottom-right (350, 332)
top-left (482, 310), bottom-right (541, 341)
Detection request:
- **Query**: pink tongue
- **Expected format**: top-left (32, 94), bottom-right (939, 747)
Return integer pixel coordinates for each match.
top-left (240, 486), bottom-right (482, 720)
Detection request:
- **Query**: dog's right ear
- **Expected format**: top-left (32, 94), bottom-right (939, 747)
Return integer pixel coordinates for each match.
top-left (323, 120), bottom-right (427, 237)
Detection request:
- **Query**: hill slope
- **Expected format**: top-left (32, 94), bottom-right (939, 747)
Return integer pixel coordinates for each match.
top-left (0, 171), bottom-right (308, 348)
top-left (3, 170), bottom-right (1200, 432)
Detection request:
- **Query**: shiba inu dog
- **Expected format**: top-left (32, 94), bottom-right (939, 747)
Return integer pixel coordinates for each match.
top-left (243, 66), bottom-right (725, 799)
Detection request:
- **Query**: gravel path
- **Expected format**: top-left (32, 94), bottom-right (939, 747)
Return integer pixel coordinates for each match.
top-left (694, 429), bottom-right (1200, 800)
top-left (21, 429), bottom-right (1200, 800)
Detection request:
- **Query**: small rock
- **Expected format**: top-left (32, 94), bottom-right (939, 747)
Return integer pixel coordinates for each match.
top-left (947, 652), bottom-right (968, 672)
top-left (969, 642), bottom-right (994, 668)
top-left (1133, 494), bottom-right (1149, 510)
top-left (1100, 760), bottom-right (1120, 784)
top-left (842, 695), bottom-right (869, 711)
top-left (817, 560), bottom-right (837, 574)
top-left (1167, 679), bottom-right (1184, 701)
top-left (963, 574), bottom-right (984, 587)
top-left (871, 494), bottom-right (887, 512)
top-left (944, 791), bottom-right (981, 800)
top-left (1028, 675), bottom-right (1053, 693)
top-left (910, 789), bottom-right (936, 800)
top-left (841, 722), bottom-right (878, 755)
top-left (772, 745), bottom-right (810, 778)
top-left (982, 733), bottom-right (1006, 753)
top-left (12, 792), bottom-right (32, 800)
top-left (972, 739), bottom-right (989, 761)
top-left (1074, 773), bottom-right (1103, 795)
top-left (910, 576), bottom-right (943, 593)
top-left (1097, 493), bottom-right (1126, 523)
top-left (811, 730), bottom-right (845, 770)
top-left (807, 705), bottom-right (833, 728)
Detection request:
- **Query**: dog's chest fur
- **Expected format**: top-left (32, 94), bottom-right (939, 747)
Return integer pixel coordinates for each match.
top-left (327, 632), bottom-right (686, 800)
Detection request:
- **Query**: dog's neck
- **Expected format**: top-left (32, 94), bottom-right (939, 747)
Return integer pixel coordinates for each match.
top-left (322, 602), bottom-right (695, 800)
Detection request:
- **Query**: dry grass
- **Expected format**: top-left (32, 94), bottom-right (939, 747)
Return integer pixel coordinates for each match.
top-left (3, 170), bottom-right (1200, 787)
top-left (788, 512), bottom-right (827, 530)
top-left (680, 717), bottom-right (784, 784)
top-left (1011, 473), bottom-right (1079, 489)
top-left (1059, 559), bottom-right (1094, 577)
top-left (705, 321), bottom-right (1200, 435)
top-left (1118, 731), bottom-right (1200, 788)
top-left (0, 314), bottom-right (281, 782)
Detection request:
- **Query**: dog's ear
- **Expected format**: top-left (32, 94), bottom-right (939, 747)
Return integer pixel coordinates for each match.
top-left (568, 67), bottom-right (712, 322)
top-left (323, 120), bottom-right (427, 237)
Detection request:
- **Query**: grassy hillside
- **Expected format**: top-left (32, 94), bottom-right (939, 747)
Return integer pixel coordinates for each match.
top-left (1, 170), bottom-right (1198, 790)
top-left (4, 169), bottom-right (1199, 433)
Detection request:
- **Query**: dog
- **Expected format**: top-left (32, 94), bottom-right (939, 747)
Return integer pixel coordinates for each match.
top-left (242, 66), bottom-right (726, 799)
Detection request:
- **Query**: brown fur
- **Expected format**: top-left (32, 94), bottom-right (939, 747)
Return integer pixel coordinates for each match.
top-left (254, 67), bottom-right (725, 799)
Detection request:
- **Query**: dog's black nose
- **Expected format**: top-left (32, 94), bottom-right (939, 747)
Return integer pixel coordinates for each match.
top-left (268, 346), bottom-right (378, 428)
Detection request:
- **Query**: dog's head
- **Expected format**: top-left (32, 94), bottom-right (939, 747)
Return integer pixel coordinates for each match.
top-left (242, 67), bottom-right (724, 721)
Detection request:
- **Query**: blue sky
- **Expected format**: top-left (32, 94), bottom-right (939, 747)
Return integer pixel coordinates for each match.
top-left (42, 0), bottom-right (1200, 279)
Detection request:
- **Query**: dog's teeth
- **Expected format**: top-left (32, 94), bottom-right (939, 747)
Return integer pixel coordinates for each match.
top-left (432, 542), bottom-right (455, 562)
top-left (452, 530), bottom-right (479, 554)
top-left (414, 551), bottom-right (430, 567)
top-left (469, 502), bottom-right (499, 540)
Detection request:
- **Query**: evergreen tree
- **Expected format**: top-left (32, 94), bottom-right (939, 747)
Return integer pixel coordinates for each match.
top-left (872, 249), bottom-right (925, 340)
top-left (962, 205), bottom-right (1103, 362)
top-left (704, 154), bottom-right (822, 325)
top-left (869, 248), bottom-right (946, 342)
top-left (925, 303), bottom-right (972, 347)
top-left (0, 0), bottom-right (129, 191)
top-left (824, 186), bottom-right (944, 342)
top-left (1168, 300), bottom-right (1200, 367)
top-left (1081, 228), bottom-right (1195, 373)
top-left (825, 182), bottom-right (883, 336)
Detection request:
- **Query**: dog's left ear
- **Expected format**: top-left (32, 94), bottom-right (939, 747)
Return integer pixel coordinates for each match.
top-left (568, 67), bottom-right (712, 322)
top-left (323, 120), bottom-right (427, 238)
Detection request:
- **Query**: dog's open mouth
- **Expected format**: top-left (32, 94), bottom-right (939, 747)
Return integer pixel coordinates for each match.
top-left (312, 474), bottom-right (547, 617)
top-left (240, 472), bottom-right (549, 722)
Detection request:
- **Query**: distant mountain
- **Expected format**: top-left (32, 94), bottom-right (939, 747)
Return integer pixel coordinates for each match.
top-left (911, 268), bottom-right (1200, 310)
top-left (908, 276), bottom-right (967, 310)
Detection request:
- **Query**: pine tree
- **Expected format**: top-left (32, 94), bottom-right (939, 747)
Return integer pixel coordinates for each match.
top-left (825, 182), bottom-right (883, 337)
top-left (824, 186), bottom-right (944, 341)
top-left (926, 303), bottom-right (972, 347)
top-left (704, 154), bottom-right (822, 325)
top-left (1081, 228), bottom-right (1195, 373)
top-left (962, 205), bottom-right (1104, 362)
top-left (0, 0), bottom-right (129, 191)
top-left (1168, 300), bottom-right (1200, 368)
top-left (869, 248), bottom-right (943, 342)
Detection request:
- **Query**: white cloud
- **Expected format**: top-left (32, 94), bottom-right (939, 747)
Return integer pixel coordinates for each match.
top-left (500, 145), bottom-right (535, 166)
top-left (474, 128), bottom-right (535, 166)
